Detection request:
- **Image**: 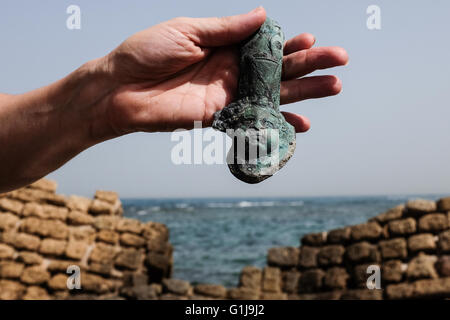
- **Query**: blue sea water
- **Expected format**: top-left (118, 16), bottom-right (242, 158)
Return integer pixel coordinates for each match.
top-left (122, 194), bottom-right (442, 287)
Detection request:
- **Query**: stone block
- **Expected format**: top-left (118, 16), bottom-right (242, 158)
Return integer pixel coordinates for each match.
top-left (2, 231), bottom-right (41, 251)
top-left (0, 243), bottom-right (15, 259)
top-left (227, 287), bottom-right (259, 300)
top-left (0, 198), bottom-right (23, 215)
top-left (69, 225), bottom-right (96, 243)
top-left (351, 222), bottom-right (382, 242)
top-left (261, 266), bottom-right (281, 293)
top-left (239, 266), bottom-right (262, 290)
top-left (346, 241), bottom-right (380, 263)
top-left (145, 252), bottom-right (172, 283)
top-left (436, 256), bottom-right (450, 277)
top-left (96, 230), bottom-right (119, 244)
top-left (67, 195), bottom-right (92, 212)
top-left (39, 239), bottom-right (67, 256)
top-left (405, 199), bottom-right (437, 216)
top-left (382, 260), bottom-right (403, 283)
top-left (48, 274), bottom-right (69, 291)
top-left (28, 179), bottom-right (57, 192)
top-left (379, 238), bottom-right (407, 260)
top-left (388, 218), bottom-right (416, 236)
top-left (301, 232), bottom-right (327, 246)
top-left (324, 267), bottom-right (348, 290)
top-left (439, 230), bottom-right (450, 252)
top-left (115, 248), bottom-right (142, 270)
top-left (120, 233), bottom-right (146, 247)
top-left (437, 197), bottom-right (450, 212)
top-left (162, 278), bottom-right (191, 296)
top-left (20, 266), bottom-right (50, 285)
top-left (407, 254), bottom-right (438, 280)
top-left (340, 289), bottom-right (382, 300)
top-left (0, 280), bottom-right (25, 300)
top-left (370, 205), bottom-right (404, 224)
top-left (0, 212), bottom-right (20, 231)
top-left (90, 243), bottom-right (118, 264)
top-left (327, 227), bottom-right (351, 244)
top-left (418, 213), bottom-right (449, 233)
top-left (298, 246), bottom-right (319, 268)
top-left (65, 240), bottom-right (88, 260)
top-left (408, 233), bottom-right (436, 253)
top-left (17, 251), bottom-right (43, 265)
top-left (267, 247), bottom-right (299, 268)
top-left (116, 218), bottom-right (143, 234)
top-left (67, 210), bottom-right (94, 226)
top-left (317, 245), bottom-right (345, 266)
top-left (0, 261), bottom-right (24, 278)
top-left (23, 286), bottom-right (50, 300)
top-left (281, 270), bottom-right (300, 294)
top-left (298, 269), bottom-right (325, 293)
top-left (93, 216), bottom-right (119, 231)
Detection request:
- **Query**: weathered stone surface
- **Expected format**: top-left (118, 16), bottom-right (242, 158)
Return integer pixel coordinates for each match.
top-left (147, 239), bottom-right (173, 256)
top-left (262, 266), bottom-right (281, 293)
top-left (298, 246), bottom-right (319, 268)
top-left (260, 292), bottom-right (287, 300)
top-left (301, 232), bottom-right (327, 246)
top-left (370, 205), bottom-right (405, 224)
top-left (81, 272), bottom-right (112, 293)
top-left (317, 245), bottom-right (345, 266)
top-left (340, 289), bottom-right (382, 300)
top-left (0, 261), bottom-right (24, 278)
top-left (48, 274), bottom-right (69, 291)
top-left (17, 251), bottom-right (43, 265)
top-left (39, 204), bottom-right (68, 220)
top-left (28, 179), bottom-right (57, 193)
top-left (298, 269), bottom-right (325, 293)
top-left (39, 239), bottom-right (67, 256)
top-left (350, 222), bottom-right (382, 242)
top-left (47, 259), bottom-right (78, 272)
top-left (2, 231), bottom-right (40, 251)
top-left (388, 218), bottom-right (416, 236)
top-left (436, 256), bottom-right (450, 277)
top-left (67, 195), bottom-right (92, 212)
top-left (408, 233), bottom-right (436, 253)
top-left (0, 198), bottom-right (23, 215)
top-left (67, 210), bottom-right (94, 225)
top-left (382, 260), bottom-right (404, 283)
top-left (20, 218), bottom-right (68, 239)
top-left (21, 266), bottom-right (50, 284)
top-left (239, 266), bottom-right (262, 290)
top-left (9, 188), bottom-right (66, 206)
top-left (327, 227), bottom-right (351, 244)
top-left (95, 191), bottom-right (120, 205)
top-left (115, 248), bottom-right (142, 270)
top-left (407, 254), bottom-right (438, 280)
top-left (142, 222), bottom-right (169, 242)
top-left (193, 284), bottom-right (227, 298)
top-left (90, 243), bottom-right (118, 264)
top-left (162, 278), bottom-right (191, 296)
top-left (324, 267), bottom-right (348, 290)
top-left (116, 218), bottom-right (143, 234)
top-left (23, 286), bottom-right (50, 300)
top-left (413, 277), bottom-right (450, 298)
top-left (90, 199), bottom-right (117, 216)
top-left (89, 262), bottom-right (113, 276)
top-left (439, 230), bottom-right (450, 252)
top-left (296, 291), bottom-right (342, 300)
top-left (379, 238), bottom-right (408, 260)
top-left (0, 212), bottom-right (20, 231)
top-left (437, 197), bottom-right (450, 212)
top-left (69, 225), bottom-right (96, 244)
top-left (281, 270), bottom-right (300, 294)
top-left (418, 213), bottom-right (449, 233)
top-left (65, 240), bottom-right (88, 260)
top-left (120, 284), bottom-right (159, 300)
top-left (405, 199), bottom-right (436, 215)
top-left (386, 282), bottom-right (414, 299)
top-left (145, 252), bottom-right (172, 283)
top-left (267, 247), bottom-right (299, 268)
top-left (346, 241), bottom-right (380, 263)
top-left (120, 233), bottom-right (145, 247)
top-left (227, 287), bottom-right (259, 300)
top-left (97, 230), bottom-right (119, 244)
top-left (94, 215), bottom-right (119, 231)
top-left (0, 280), bottom-right (25, 300)
top-left (0, 244), bottom-right (15, 259)
top-left (352, 263), bottom-right (374, 288)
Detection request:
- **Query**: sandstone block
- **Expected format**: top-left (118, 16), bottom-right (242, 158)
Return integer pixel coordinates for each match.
top-left (418, 213), bottom-right (449, 233)
top-left (48, 274), bottom-right (69, 291)
top-left (90, 243), bottom-right (118, 264)
top-left (405, 199), bottom-right (436, 216)
top-left (0, 212), bottom-right (20, 231)
top-left (317, 245), bottom-right (345, 266)
top-left (47, 259), bottom-right (78, 272)
top-left (147, 239), bottom-right (173, 256)
top-left (65, 240), bottom-right (88, 260)
top-left (142, 222), bottom-right (169, 242)
top-left (0, 198), bottom-right (23, 215)
top-left (408, 233), bottom-right (436, 252)
top-left (260, 292), bottom-right (287, 300)
top-left (93, 216), bottom-right (119, 231)
top-left (21, 266), bottom-right (50, 284)
top-left (351, 222), bottom-right (382, 242)
top-left (145, 252), bottom-right (172, 283)
top-left (327, 227), bottom-right (351, 244)
top-left (20, 218), bottom-right (68, 239)
top-left (0, 261), bottom-right (24, 278)
top-left (23, 286), bottom-right (50, 300)
top-left (239, 266), bottom-right (262, 290)
top-left (341, 289), bottom-right (382, 300)
top-left (97, 230), bottom-right (119, 244)
top-left (346, 241), bottom-right (380, 263)
top-left (388, 218), bottom-right (416, 236)
top-left (120, 233), bottom-right (146, 247)
top-left (382, 260), bottom-right (403, 283)
top-left (324, 267), bottom-right (348, 290)
top-left (90, 199), bottom-right (116, 216)
top-left (89, 262), bottom-right (113, 276)
top-left (28, 179), bottom-right (57, 193)
top-left (352, 263), bottom-right (374, 288)
top-left (69, 225), bottom-right (96, 243)
top-left (436, 256), bottom-right (450, 277)
top-left (267, 247), bottom-right (299, 268)
top-left (17, 251), bottom-right (43, 265)
top-left (2, 231), bottom-right (41, 251)
top-left (386, 282), bottom-right (413, 299)
top-left (67, 210), bottom-right (94, 226)
top-left (379, 238), bottom-right (408, 260)
top-left (0, 280), bottom-right (25, 300)
top-left (81, 272), bottom-right (112, 293)
top-left (39, 239), bottom-right (67, 256)
top-left (67, 195), bottom-right (92, 212)
top-left (370, 205), bottom-right (404, 224)
top-left (439, 230), bottom-right (450, 252)
top-left (115, 248), bottom-right (142, 270)
top-left (298, 269), bottom-right (325, 293)
top-left (413, 277), bottom-right (450, 298)
top-left (95, 190), bottom-right (119, 205)
top-left (162, 278), bottom-right (191, 296)
top-left (116, 218), bottom-right (143, 234)
top-left (301, 232), bottom-right (327, 246)
top-left (0, 243), bottom-right (15, 259)
top-left (298, 246), bottom-right (319, 268)
top-left (437, 197), bottom-right (450, 212)
top-left (407, 254), bottom-right (438, 280)
top-left (261, 266), bottom-right (281, 293)
top-left (227, 287), bottom-right (259, 300)
top-left (281, 270), bottom-right (300, 294)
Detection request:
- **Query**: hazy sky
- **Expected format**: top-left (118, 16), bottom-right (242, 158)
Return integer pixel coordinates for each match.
top-left (1, 0), bottom-right (450, 198)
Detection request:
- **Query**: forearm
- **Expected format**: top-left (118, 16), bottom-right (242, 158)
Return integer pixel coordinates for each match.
top-left (0, 57), bottom-right (117, 192)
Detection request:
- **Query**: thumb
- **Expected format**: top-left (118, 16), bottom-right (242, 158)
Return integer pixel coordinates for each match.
top-left (184, 7), bottom-right (267, 47)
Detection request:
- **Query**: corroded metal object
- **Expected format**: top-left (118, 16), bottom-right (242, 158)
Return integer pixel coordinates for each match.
top-left (212, 17), bottom-right (296, 184)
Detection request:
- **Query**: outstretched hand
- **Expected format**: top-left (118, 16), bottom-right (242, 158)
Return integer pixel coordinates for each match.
top-left (104, 7), bottom-right (348, 135)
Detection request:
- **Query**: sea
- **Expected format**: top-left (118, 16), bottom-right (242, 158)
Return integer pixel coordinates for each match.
top-left (122, 194), bottom-right (443, 287)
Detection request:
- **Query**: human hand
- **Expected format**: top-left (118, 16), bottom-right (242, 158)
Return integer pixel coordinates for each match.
top-left (101, 7), bottom-right (348, 135)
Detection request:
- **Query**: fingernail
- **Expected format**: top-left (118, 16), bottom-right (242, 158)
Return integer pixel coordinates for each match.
top-left (250, 6), bottom-right (264, 14)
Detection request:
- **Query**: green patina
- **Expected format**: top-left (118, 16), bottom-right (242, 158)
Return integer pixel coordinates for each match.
top-left (212, 17), bottom-right (296, 183)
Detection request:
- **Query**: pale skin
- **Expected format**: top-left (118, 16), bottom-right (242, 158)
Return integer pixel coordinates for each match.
top-left (0, 7), bottom-right (348, 192)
